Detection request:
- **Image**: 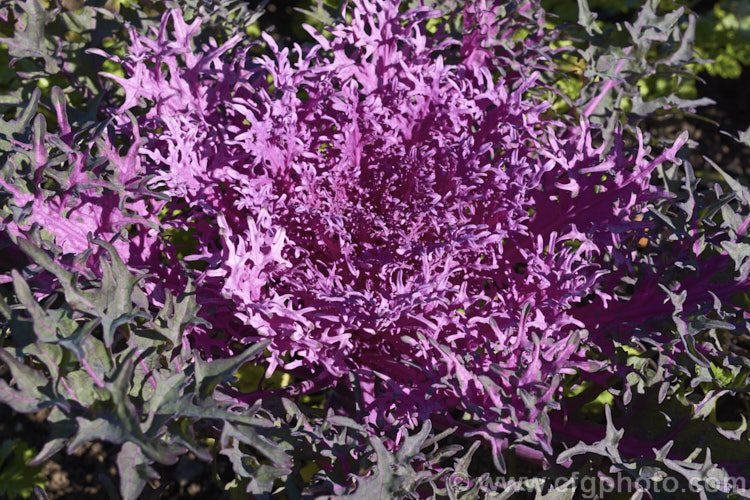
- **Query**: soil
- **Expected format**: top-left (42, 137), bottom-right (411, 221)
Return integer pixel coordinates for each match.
top-left (644, 70), bottom-right (750, 181)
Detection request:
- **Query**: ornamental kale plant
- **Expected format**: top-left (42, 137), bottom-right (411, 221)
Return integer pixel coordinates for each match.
top-left (94, 0), bottom-right (695, 458)
top-left (3, 0), bottom-right (750, 498)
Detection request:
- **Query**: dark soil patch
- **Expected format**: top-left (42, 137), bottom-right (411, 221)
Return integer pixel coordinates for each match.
top-left (0, 404), bottom-right (233, 499)
top-left (644, 69), bottom-right (750, 182)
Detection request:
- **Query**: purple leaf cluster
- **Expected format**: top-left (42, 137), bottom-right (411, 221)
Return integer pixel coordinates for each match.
top-left (2, 0), bottom-right (713, 467)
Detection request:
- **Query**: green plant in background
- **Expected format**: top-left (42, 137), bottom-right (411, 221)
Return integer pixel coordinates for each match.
top-left (694, 0), bottom-right (750, 79)
top-left (0, 439), bottom-right (46, 500)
